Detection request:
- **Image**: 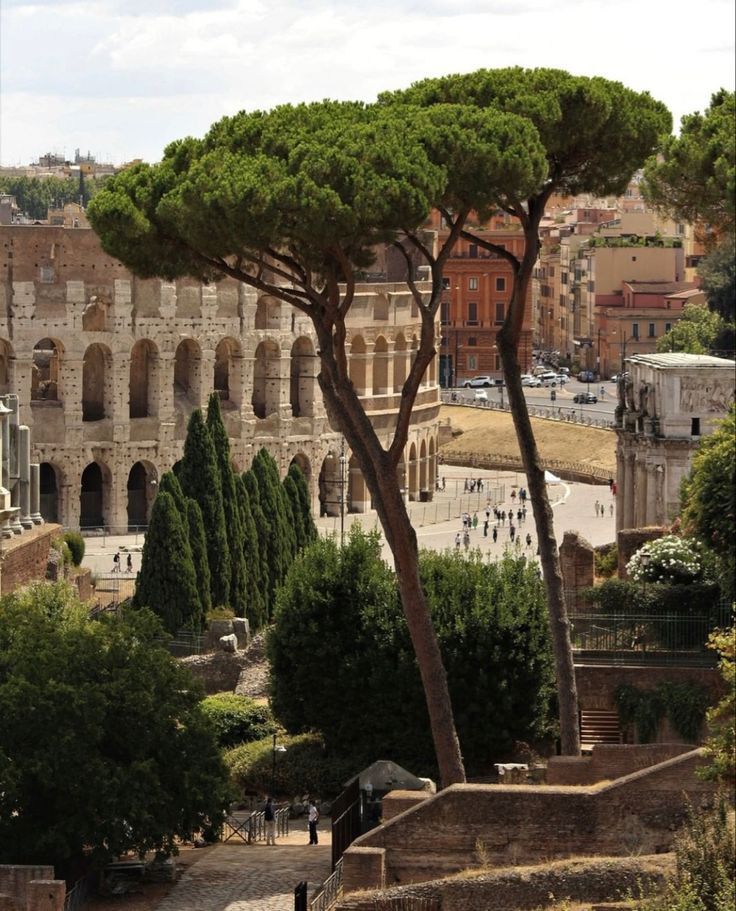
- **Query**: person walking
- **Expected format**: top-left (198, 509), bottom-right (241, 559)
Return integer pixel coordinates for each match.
top-left (472, 512), bottom-right (478, 531)
top-left (517, 508), bottom-right (522, 525)
top-left (509, 524), bottom-right (516, 542)
top-left (126, 553), bottom-right (133, 573)
top-left (594, 500), bottom-right (600, 517)
top-left (501, 510), bottom-right (506, 526)
top-left (455, 531), bottom-right (461, 550)
top-left (609, 502), bottom-right (614, 517)
top-left (463, 530), bottom-right (470, 551)
top-left (483, 520), bottom-right (488, 537)
top-left (307, 800), bottom-right (319, 845)
top-left (492, 526), bottom-right (498, 544)
top-left (264, 796), bottom-right (276, 846)
top-left (112, 552), bottom-right (120, 572)
top-left (526, 532), bottom-right (532, 548)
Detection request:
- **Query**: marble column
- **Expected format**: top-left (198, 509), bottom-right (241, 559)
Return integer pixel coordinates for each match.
top-left (30, 462), bottom-right (43, 524)
top-left (19, 425), bottom-right (33, 528)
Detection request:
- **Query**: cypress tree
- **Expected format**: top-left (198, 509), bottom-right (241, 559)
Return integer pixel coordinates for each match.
top-left (252, 449), bottom-right (295, 603)
top-left (242, 468), bottom-right (273, 618)
top-left (234, 475), bottom-right (266, 629)
top-left (158, 470), bottom-right (187, 517)
top-left (206, 393), bottom-right (248, 615)
top-left (288, 463), bottom-right (317, 544)
top-left (283, 474), bottom-right (305, 551)
top-left (186, 498), bottom-right (212, 620)
top-left (132, 491), bottom-right (200, 633)
top-left (178, 409), bottom-right (231, 608)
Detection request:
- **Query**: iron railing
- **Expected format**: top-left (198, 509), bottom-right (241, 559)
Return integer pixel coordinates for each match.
top-left (63, 871), bottom-right (97, 911)
top-left (294, 880), bottom-right (308, 911)
top-left (153, 629), bottom-right (207, 657)
top-left (223, 806), bottom-right (290, 843)
top-left (331, 778), bottom-right (361, 871)
top-left (569, 612), bottom-right (727, 666)
top-left (309, 859), bottom-right (343, 911)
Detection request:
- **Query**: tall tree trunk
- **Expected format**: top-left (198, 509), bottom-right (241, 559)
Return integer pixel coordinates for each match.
top-left (317, 370), bottom-right (466, 787)
top-left (497, 231), bottom-right (581, 756)
top-left (372, 474), bottom-right (466, 787)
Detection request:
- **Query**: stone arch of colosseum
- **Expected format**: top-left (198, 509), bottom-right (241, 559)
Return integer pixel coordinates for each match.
top-left (1, 225), bottom-right (442, 532)
top-left (127, 459), bottom-right (159, 529)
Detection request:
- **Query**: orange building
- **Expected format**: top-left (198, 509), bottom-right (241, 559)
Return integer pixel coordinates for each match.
top-left (429, 212), bottom-right (532, 386)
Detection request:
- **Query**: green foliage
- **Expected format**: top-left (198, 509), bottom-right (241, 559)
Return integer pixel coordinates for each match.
top-left (132, 491), bottom-right (201, 633)
top-left (643, 89), bottom-right (735, 237)
top-left (224, 733), bottom-right (353, 799)
top-left (200, 694), bottom-right (275, 748)
top-left (699, 239), bottom-right (736, 323)
top-left (634, 796), bottom-right (735, 911)
top-left (0, 174), bottom-right (106, 220)
top-left (234, 475), bottom-right (266, 630)
top-left (242, 470), bottom-right (272, 620)
top-left (186, 499), bottom-right (212, 617)
top-left (0, 587), bottom-right (229, 876)
top-left (158, 470), bottom-right (188, 516)
top-left (594, 543), bottom-right (618, 579)
top-left (62, 531), bottom-right (85, 566)
top-left (657, 302), bottom-right (726, 355)
top-left (252, 449), bottom-right (296, 615)
top-left (179, 410), bottom-right (231, 608)
top-left (53, 536), bottom-right (73, 566)
top-left (206, 394), bottom-right (248, 614)
top-left (627, 535), bottom-right (706, 585)
top-left (287, 463), bottom-right (317, 544)
top-left (614, 682), bottom-right (710, 744)
top-left (267, 529), bottom-right (555, 775)
top-left (681, 408), bottom-right (736, 594)
top-left (699, 628), bottom-right (736, 784)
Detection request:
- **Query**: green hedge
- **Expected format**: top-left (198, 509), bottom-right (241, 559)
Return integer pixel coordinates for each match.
top-left (200, 694), bottom-right (275, 748)
top-left (63, 531), bottom-right (85, 566)
top-left (224, 733), bottom-right (353, 799)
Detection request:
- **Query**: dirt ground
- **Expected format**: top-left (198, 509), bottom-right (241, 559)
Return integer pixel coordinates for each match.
top-left (439, 405), bottom-right (617, 475)
top-left (84, 845), bottom-right (212, 911)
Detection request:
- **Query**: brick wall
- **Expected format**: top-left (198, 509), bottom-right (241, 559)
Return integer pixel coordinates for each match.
top-left (337, 855), bottom-right (671, 911)
top-left (0, 525), bottom-right (61, 595)
top-left (547, 743), bottom-right (693, 785)
top-left (342, 749), bottom-right (712, 889)
top-left (559, 530), bottom-right (594, 611)
top-left (0, 866), bottom-right (65, 911)
top-left (576, 664), bottom-right (722, 714)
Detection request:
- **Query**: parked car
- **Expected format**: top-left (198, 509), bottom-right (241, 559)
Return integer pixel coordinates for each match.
top-left (578, 370), bottom-right (597, 383)
top-left (463, 375), bottom-right (493, 388)
top-left (539, 372), bottom-right (560, 386)
top-left (521, 374), bottom-right (542, 387)
top-left (573, 392), bottom-right (598, 404)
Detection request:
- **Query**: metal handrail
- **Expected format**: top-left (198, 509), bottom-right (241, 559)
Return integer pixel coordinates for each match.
top-left (309, 859), bottom-right (343, 911)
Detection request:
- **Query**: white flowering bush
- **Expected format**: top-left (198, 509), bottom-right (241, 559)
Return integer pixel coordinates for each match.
top-left (627, 535), bottom-right (704, 585)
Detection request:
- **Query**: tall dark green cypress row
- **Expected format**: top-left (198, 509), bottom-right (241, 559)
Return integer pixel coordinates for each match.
top-left (186, 498), bottom-right (212, 620)
top-left (242, 468), bottom-right (273, 618)
top-left (179, 409), bottom-right (231, 608)
top-left (288, 463), bottom-right (317, 544)
top-left (282, 474), bottom-right (305, 551)
top-left (158, 470), bottom-right (187, 517)
top-left (132, 491), bottom-right (201, 633)
top-left (252, 449), bottom-right (295, 600)
top-left (206, 393), bottom-right (248, 615)
top-left (234, 475), bottom-right (266, 630)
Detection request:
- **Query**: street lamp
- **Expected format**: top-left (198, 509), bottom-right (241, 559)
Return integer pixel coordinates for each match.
top-left (271, 733), bottom-right (287, 797)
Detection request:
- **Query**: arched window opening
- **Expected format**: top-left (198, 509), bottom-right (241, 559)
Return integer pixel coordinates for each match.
top-left (129, 340), bottom-right (159, 418)
top-left (82, 344), bottom-right (112, 421)
top-left (252, 340), bottom-right (280, 419)
top-left (290, 338), bottom-right (316, 418)
top-left (39, 462), bottom-right (59, 523)
top-left (80, 462), bottom-right (105, 529)
top-left (31, 339), bottom-right (61, 402)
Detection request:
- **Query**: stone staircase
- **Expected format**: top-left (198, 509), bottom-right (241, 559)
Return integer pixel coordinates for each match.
top-left (580, 709), bottom-right (622, 753)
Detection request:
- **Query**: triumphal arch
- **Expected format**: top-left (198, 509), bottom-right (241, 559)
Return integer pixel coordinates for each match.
top-left (0, 224), bottom-right (440, 532)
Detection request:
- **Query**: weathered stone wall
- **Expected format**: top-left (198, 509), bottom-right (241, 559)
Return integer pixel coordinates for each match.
top-left (342, 750), bottom-right (713, 890)
top-left (559, 530), bottom-right (594, 611)
top-left (0, 867), bottom-right (65, 911)
top-left (616, 526), bottom-right (667, 577)
top-left (0, 524), bottom-right (61, 595)
top-left (547, 743), bottom-right (693, 785)
top-left (575, 664), bottom-right (722, 714)
top-left (1, 224), bottom-right (442, 532)
top-left (337, 855), bottom-right (671, 911)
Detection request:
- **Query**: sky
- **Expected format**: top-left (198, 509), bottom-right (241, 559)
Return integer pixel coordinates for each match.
top-left (1, 0), bottom-right (734, 166)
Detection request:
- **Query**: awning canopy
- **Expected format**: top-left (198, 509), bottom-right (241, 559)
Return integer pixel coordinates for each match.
top-left (344, 760), bottom-right (425, 791)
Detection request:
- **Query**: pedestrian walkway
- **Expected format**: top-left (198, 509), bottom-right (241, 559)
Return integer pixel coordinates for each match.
top-left (155, 829), bottom-right (331, 911)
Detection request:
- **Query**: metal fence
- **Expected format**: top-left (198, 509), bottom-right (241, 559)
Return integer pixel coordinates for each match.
top-left (153, 629), bottom-right (207, 658)
top-left (569, 612), bottom-right (726, 666)
top-left (63, 871), bottom-right (97, 911)
top-left (309, 859), bottom-right (343, 911)
top-left (330, 778), bottom-right (361, 871)
top-left (223, 806), bottom-right (290, 843)
top-left (440, 391), bottom-right (615, 430)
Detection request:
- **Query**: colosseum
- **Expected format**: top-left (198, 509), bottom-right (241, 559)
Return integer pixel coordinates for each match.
top-left (0, 223), bottom-right (441, 533)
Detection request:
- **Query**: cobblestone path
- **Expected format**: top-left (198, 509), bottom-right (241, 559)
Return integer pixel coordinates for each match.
top-left (155, 833), bottom-right (331, 911)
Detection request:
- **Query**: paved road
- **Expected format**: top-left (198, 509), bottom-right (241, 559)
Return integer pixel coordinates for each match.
top-left (155, 830), bottom-right (331, 911)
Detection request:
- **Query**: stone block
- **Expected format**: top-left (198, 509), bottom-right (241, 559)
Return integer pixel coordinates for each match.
top-left (232, 617), bottom-right (250, 649)
top-left (26, 880), bottom-right (65, 911)
top-left (342, 847), bottom-right (385, 894)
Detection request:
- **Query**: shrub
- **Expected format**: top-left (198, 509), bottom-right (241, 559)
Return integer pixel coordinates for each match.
top-left (224, 733), bottom-right (353, 799)
top-left (63, 531), bottom-right (85, 566)
top-left (614, 681), bottom-right (711, 744)
top-left (206, 606), bottom-right (235, 622)
top-left (627, 535), bottom-right (705, 585)
top-left (594, 543), bottom-right (618, 579)
top-left (200, 694), bottom-right (275, 748)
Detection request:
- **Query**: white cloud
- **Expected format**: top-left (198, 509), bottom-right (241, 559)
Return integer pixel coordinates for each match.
top-left (1, 0), bottom-right (734, 164)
